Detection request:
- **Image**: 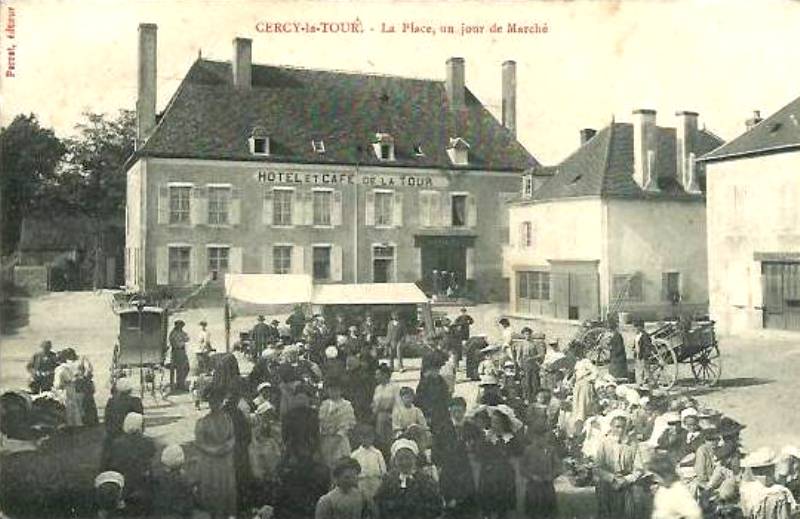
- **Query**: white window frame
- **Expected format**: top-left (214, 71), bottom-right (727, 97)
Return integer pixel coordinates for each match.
top-left (311, 243), bottom-right (333, 281)
top-left (450, 191), bottom-right (469, 228)
top-left (249, 136), bottom-right (270, 156)
top-left (374, 189), bottom-right (394, 228)
top-left (521, 221), bottom-right (533, 248)
top-left (311, 187), bottom-right (334, 228)
top-left (167, 244), bottom-right (192, 286)
top-left (272, 243), bottom-right (293, 275)
top-left (612, 272), bottom-right (643, 302)
top-left (522, 175), bottom-right (534, 199)
top-left (413, 144), bottom-right (425, 157)
top-left (371, 242), bottom-right (397, 283)
top-left (207, 184), bottom-right (232, 226)
top-left (312, 139), bottom-right (326, 154)
top-left (206, 244), bottom-right (230, 281)
top-left (272, 187), bottom-right (295, 228)
top-left (167, 183), bottom-right (193, 225)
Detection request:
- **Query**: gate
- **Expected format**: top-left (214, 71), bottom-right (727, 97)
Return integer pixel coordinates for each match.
top-left (762, 262), bottom-right (800, 331)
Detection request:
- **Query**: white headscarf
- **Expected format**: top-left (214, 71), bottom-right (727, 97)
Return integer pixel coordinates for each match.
top-left (160, 444), bottom-right (185, 469)
top-left (391, 438), bottom-right (419, 460)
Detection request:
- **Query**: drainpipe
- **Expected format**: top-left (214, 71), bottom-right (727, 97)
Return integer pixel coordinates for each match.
top-left (353, 160), bottom-right (359, 283)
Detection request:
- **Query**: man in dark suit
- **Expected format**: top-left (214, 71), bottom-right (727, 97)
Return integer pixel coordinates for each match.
top-left (632, 319), bottom-right (653, 387)
top-left (432, 397), bottom-right (479, 518)
top-left (251, 315), bottom-right (272, 357)
top-left (386, 312), bottom-right (405, 372)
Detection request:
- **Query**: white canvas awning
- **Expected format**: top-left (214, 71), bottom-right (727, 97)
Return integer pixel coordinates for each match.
top-left (224, 274), bottom-right (314, 305)
top-left (312, 283), bottom-right (429, 305)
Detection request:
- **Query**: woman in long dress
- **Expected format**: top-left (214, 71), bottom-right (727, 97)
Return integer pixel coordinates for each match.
top-left (319, 377), bottom-right (356, 469)
top-left (53, 349), bottom-right (82, 428)
top-left (571, 357), bottom-right (598, 424)
top-left (479, 407), bottom-right (525, 519)
top-left (194, 389), bottom-right (237, 518)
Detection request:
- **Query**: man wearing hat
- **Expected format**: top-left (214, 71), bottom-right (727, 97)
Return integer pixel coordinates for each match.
top-left (386, 312), bottom-right (406, 372)
top-left (193, 320), bottom-right (214, 375)
top-left (286, 305), bottom-right (307, 341)
top-left (251, 315), bottom-right (273, 358)
top-left (167, 320), bottom-right (190, 391)
top-left (26, 339), bottom-right (58, 393)
top-left (517, 327), bottom-right (545, 402)
top-left (453, 307), bottom-right (474, 345)
top-left (632, 320), bottom-right (653, 387)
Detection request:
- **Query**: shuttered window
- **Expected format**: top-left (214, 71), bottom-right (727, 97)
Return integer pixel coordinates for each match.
top-left (313, 246), bottom-right (331, 280)
top-left (208, 187), bottom-right (230, 225)
top-left (273, 246), bottom-right (292, 274)
top-left (273, 189), bottom-right (293, 226)
top-left (168, 246), bottom-right (191, 285)
top-left (207, 247), bottom-right (229, 281)
top-left (375, 191), bottom-right (394, 227)
top-left (169, 187), bottom-right (191, 224)
top-left (312, 190), bottom-right (332, 226)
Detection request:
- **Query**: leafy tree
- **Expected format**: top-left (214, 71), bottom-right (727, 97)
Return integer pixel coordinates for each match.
top-left (0, 114), bottom-right (65, 254)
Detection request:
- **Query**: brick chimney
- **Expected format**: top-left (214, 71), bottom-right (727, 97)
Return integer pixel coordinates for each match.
top-left (502, 60), bottom-right (516, 136)
top-left (233, 37), bottom-right (252, 89)
top-left (446, 57), bottom-right (465, 111)
top-left (580, 128), bottom-right (597, 145)
top-left (136, 23), bottom-right (157, 148)
top-left (632, 109), bottom-right (659, 191)
top-left (676, 110), bottom-right (700, 193)
top-left (746, 110), bottom-right (763, 131)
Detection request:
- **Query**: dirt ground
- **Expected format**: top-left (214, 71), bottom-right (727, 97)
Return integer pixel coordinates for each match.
top-left (2, 292), bottom-right (800, 517)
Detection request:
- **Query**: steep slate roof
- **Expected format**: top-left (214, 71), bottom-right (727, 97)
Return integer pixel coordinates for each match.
top-left (136, 59), bottom-right (539, 172)
top-left (701, 96), bottom-right (800, 162)
top-left (529, 122), bottom-right (724, 201)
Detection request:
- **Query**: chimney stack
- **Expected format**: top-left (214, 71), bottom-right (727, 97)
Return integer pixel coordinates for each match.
top-left (233, 37), bottom-right (252, 89)
top-left (580, 128), bottom-right (597, 145)
top-left (746, 110), bottom-right (763, 131)
top-left (501, 60), bottom-right (517, 136)
top-left (446, 57), bottom-right (465, 111)
top-left (632, 109), bottom-right (659, 191)
top-left (136, 23), bottom-right (158, 147)
top-left (676, 111), bottom-right (700, 193)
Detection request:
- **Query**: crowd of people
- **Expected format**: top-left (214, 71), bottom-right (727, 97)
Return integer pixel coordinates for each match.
top-left (21, 307), bottom-right (800, 519)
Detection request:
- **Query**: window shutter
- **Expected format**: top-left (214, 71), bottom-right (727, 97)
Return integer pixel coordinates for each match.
top-left (431, 192), bottom-right (442, 227)
top-left (229, 188), bottom-right (241, 226)
top-left (156, 247), bottom-right (169, 285)
top-left (292, 190), bottom-right (303, 226)
top-left (393, 191), bottom-right (403, 227)
top-left (365, 190), bottom-right (375, 226)
top-left (332, 190), bottom-right (343, 226)
top-left (331, 245), bottom-right (343, 282)
top-left (661, 272), bottom-right (669, 302)
top-left (412, 246), bottom-right (422, 280)
top-left (291, 246), bottom-right (304, 274)
top-left (466, 247), bottom-right (475, 280)
top-left (441, 192), bottom-right (452, 227)
top-left (192, 246), bottom-right (206, 284)
top-left (303, 191), bottom-right (314, 226)
top-left (191, 186), bottom-right (206, 226)
top-left (681, 274), bottom-right (689, 302)
top-left (467, 194), bottom-right (477, 227)
top-left (262, 190), bottom-right (273, 226)
top-left (304, 247), bottom-right (313, 274)
top-left (420, 192), bottom-right (431, 227)
top-left (158, 186), bottom-right (169, 225)
top-left (230, 247), bottom-right (243, 274)
top-left (262, 245), bottom-right (273, 274)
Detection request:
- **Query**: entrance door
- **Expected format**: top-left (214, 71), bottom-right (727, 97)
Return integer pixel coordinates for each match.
top-left (420, 241), bottom-right (467, 296)
top-left (762, 262), bottom-right (800, 330)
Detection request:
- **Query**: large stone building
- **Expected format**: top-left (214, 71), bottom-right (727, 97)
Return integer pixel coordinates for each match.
top-left (701, 102), bottom-right (800, 334)
top-left (125, 24), bottom-right (544, 300)
top-left (504, 110), bottom-right (724, 322)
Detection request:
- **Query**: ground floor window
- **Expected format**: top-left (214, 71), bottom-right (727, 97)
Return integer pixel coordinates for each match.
top-left (662, 271), bottom-right (681, 303)
top-left (169, 246), bottom-right (191, 285)
top-left (274, 245), bottom-right (292, 274)
top-left (612, 273), bottom-right (643, 301)
top-left (516, 270), bottom-right (550, 315)
top-left (313, 246), bottom-right (331, 280)
top-left (373, 245), bottom-right (395, 283)
top-left (208, 247), bottom-right (229, 281)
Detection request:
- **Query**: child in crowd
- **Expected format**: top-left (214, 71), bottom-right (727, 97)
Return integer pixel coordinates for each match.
top-left (439, 351), bottom-right (457, 396)
top-left (351, 423), bottom-right (387, 500)
top-left (249, 406), bottom-right (283, 504)
top-left (315, 456), bottom-right (372, 519)
top-left (94, 471), bottom-right (126, 519)
top-left (153, 444), bottom-right (194, 519)
top-left (391, 387), bottom-right (429, 439)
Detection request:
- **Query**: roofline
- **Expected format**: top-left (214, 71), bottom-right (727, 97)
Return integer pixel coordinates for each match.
top-left (699, 143), bottom-right (800, 163)
top-left (511, 191), bottom-right (705, 206)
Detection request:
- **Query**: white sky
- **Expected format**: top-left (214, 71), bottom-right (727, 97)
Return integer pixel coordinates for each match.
top-left (2, 0), bottom-right (800, 164)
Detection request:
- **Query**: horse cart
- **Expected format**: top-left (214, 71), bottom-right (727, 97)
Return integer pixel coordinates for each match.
top-left (645, 319), bottom-right (721, 390)
top-left (111, 305), bottom-right (171, 398)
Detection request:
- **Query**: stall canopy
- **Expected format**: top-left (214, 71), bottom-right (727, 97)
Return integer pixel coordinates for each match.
top-left (224, 274), bottom-right (314, 315)
top-left (312, 283), bottom-right (428, 305)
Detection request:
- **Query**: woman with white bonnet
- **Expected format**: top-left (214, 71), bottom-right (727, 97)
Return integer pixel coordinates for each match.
top-left (478, 405), bottom-right (524, 519)
top-left (374, 438), bottom-right (442, 519)
top-left (740, 447), bottom-right (798, 519)
top-left (104, 412), bottom-right (156, 515)
top-left (154, 444), bottom-right (194, 519)
top-left (94, 470), bottom-right (125, 519)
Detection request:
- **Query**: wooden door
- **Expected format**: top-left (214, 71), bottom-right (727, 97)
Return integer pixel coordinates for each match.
top-left (762, 262), bottom-right (785, 329)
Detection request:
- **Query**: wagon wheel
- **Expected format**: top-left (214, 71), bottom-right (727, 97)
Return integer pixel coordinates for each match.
top-left (690, 344), bottom-right (721, 386)
top-left (647, 339), bottom-right (679, 390)
top-left (584, 328), bottom-right (609, 365)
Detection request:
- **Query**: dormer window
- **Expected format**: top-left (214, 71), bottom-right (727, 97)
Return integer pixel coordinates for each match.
top-left (413, 144), bottom-right (424, 157)
top-left (446, 137), bottom-right (470, 166)
top-left (249, 127), bottom-right (270, 156)
top-left (522, 174), bottom-right (534, 199)
top-left (372, 133), bottom-right (395, 161)
top-left (312, 139), bottom-right (326, 154)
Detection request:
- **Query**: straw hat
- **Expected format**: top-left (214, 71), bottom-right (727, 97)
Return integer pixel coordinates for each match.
top-left (478, 374), bottom-right (500, 387)
top-left (94, 471), bottom-right (125, 489)
top-left (781, 445), bottom-right (800, 460)
top-left (256, 382), bottom-right (272, 392)
top-left (391, 438), bottom-right (419, 459)
top-left (480, 344), bottom-right (501, 354)
top-left (741, 447), bottom-right (777, 468)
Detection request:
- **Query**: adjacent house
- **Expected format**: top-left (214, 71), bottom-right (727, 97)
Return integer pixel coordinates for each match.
top-left (504, 110), bottom-right (724, 322)
top-left (701, 102), bottom-right (800, 334)
top-left (125, 24), bottom-right (545, 300)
